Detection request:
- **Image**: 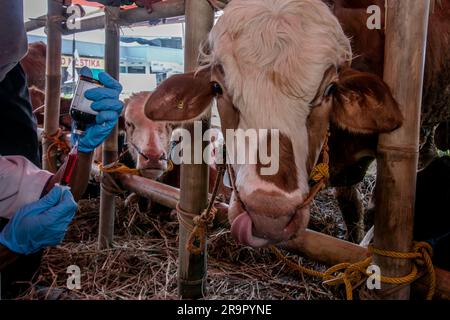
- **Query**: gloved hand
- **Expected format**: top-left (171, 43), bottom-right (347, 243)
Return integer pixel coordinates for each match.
top-left (0, 185), bottom-right (78, 255)
top-left (76, 67), bottom-right (124, 153)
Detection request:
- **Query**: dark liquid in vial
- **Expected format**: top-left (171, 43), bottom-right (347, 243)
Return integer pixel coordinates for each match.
top-left (70, 108), bottom-right (97, 128)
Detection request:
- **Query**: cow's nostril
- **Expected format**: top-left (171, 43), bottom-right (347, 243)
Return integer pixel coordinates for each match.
top-left (159, 152), bottom-right (167, 161)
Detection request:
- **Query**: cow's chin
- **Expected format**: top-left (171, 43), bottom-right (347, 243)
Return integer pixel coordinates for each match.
top-left (139, 168), bottom-right (165, 180)
top-left (228, 193), bottom-right (310, 248)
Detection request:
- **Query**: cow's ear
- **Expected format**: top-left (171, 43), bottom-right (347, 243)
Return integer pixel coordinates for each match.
top-left (330, 68), bottom-right (403, 134)
top-left (145, 69), bottom-right (214, 122)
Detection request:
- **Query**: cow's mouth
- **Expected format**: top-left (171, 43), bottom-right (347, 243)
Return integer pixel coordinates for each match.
top-left (139, 167), bottom-right (165, 179)
top-left (230, 212), bottom-right (271, 247)
top-left (229, 193), bottom-right (309, 248)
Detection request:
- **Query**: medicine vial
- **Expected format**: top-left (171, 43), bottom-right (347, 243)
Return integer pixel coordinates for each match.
top-left (70, 75), bottom-right (103, 134)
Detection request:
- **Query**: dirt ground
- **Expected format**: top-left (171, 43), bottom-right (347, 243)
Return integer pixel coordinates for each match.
top-left (16, 170), bottom-right (376, 300)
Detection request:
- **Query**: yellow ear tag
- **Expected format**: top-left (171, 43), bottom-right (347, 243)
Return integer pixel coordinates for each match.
top-left (177, 100), bottom-right (184, 110)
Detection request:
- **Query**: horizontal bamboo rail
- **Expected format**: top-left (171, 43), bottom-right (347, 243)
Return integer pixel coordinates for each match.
top-left (25, 0), bottom-right (185, 34)
top-left (25, 15), bottom-right (47, 32)
top-left (99, 170), bottom-right (450, 299)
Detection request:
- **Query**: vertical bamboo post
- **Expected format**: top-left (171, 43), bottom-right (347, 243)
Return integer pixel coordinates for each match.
top-left (374, 0), bottom-right (430, 300)
top-left (178, 0), bottom-right (214, 299)
top-left (98, 6), bottom-right (120, 249)
top-left (43, 0), bottom-right (63, 172)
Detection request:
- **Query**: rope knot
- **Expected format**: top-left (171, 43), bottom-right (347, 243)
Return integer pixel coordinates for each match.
top-left (186, 207), bottom-right (219, 256)
top-left (271, 240), bottom-right (436, 300)
top-left (96, 161), bottom-right (140, 195)
top-left (183, 163), bottom-right (226, 256)
top-left (42, 128), bottom-right (71, 172)
top-left (309, 163), bottom-right (330, 182)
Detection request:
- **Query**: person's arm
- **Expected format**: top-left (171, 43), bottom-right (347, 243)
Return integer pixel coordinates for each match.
top-left (44, 70), bottom-right (123, 201)
top-left (0, 244), bottom-right (19, 271)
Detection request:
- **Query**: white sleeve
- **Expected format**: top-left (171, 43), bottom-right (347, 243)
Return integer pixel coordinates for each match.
top-left (0, 156), bottom-right (52, 219)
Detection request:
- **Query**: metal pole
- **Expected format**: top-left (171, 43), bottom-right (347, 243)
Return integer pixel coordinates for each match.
top-left (43, 0), bottom-right (63, 172)
top-left (374, 0), bottom-right (430, 299)
top-left (98, 6), bottom-right (120, 249)
top-left (177, 0), bottom-right (214, 299)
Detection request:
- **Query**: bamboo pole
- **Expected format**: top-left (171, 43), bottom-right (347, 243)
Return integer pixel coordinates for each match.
top-left (98, 6), bottom-right (120, 250)
top-left (374, 0), bottom-right (430, 300)
top-left (177, 0), bottom-right (214, 299)
top-left (43, 0), bottom-right (63, 172)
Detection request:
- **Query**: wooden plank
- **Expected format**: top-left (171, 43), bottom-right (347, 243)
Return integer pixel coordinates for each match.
top-left (374, 0), bottom-right (431, 299)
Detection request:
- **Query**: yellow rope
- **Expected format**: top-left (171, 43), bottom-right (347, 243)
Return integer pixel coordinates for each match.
top-left (97, 162), bottom-right (141, 176)
top-left (97, 159), bottom-right (174, 176)
top-left (184, 165), bottom-right (226, 255)
top-left (271, 241), bottom-right (435, 300)
top-left (186, 207), bottom-right (218, 255)
top-left (42, 128), bottom-right (71, 172)
top-left (166, 159), bottom-right (174, 173)
top-left (369, 242), bottom-right (436, 299)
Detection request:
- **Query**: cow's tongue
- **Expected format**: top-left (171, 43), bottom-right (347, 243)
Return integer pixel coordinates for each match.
top-left (230, 212), bottom-right (270, 248)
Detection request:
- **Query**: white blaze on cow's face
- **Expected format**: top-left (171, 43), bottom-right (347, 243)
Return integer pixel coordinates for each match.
top-left (203, 0), bottom-right (352, 246)
top-left (124, 92), bottom-right (173, 180)
top-left (144, 0), bottom-right (403, 248)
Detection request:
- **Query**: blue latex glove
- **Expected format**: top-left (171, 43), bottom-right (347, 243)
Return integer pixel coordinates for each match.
top-left (0, 186), bottom-right (78, 255)
top-left (75, 67), bottom-right (124, 153)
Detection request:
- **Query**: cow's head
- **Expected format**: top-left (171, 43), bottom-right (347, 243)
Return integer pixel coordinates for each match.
top-left (145, 0), bottom-right (403, 247)
top-left (21, 41), bottom-right (47, 91)
top-left (29, 86), bottom-right (73, 130)
top-left (124, 92), bottom-right (173, 180)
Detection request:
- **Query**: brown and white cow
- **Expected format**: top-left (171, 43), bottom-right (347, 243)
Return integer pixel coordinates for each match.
top-left (28, 86), bottom-right (73, 130)
top-left (329, 0), bottom-right (450, 158)
top-left (123, 92), bottom-right (173, 180)
top-left (21, 41), bottom-right (46, 91)
top-left (324, 0), bottom-right (450, 241)
top-left (20, 42), bottom-right (74, 130)
top-left (123, 92), bottom-right (231, 204)
top-left (144, 0), bottom-right (403, 247)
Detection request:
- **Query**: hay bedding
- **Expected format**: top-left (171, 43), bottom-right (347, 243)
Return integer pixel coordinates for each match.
top-left (16, 171), bottom-right (376, 301)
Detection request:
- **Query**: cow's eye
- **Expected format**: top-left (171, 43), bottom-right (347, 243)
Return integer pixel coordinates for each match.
top-left (324, 83), bottom-right (337, 97)
top-left (211, 82), bottom-right (223, 96)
